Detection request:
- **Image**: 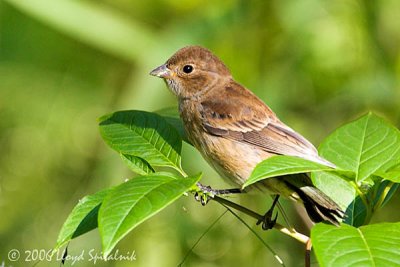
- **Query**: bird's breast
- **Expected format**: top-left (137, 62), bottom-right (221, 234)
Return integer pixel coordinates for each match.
top-left (178, 100), bottom-right (271, 186)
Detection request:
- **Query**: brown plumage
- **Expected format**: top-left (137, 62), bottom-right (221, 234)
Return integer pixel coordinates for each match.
top-left (150, 45), bottom-right (343, 225)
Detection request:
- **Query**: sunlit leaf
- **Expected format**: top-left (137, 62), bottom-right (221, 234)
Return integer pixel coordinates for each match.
top-left (314, 113), bottom-right (400, 226)
top-left (56, 188), bottom-right (112, 249)
top-left (312, 222), bottom-right (400, 267)
top-left (99, 110), bottom-right (183, 174)
top-left (243, 155), bottom-right (338, 188)
top-left (98, 172), bottom-right (201, 256)
top-left (319, 113), bottom-right (400, 183)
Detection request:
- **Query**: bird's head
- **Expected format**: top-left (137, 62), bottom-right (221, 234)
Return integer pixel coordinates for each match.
top-left (150, 46), bottom-right (231, 99)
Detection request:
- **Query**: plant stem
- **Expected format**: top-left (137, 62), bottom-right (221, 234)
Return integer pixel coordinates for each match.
top-left (351, 181), bottom-right (372, 224)
top-left (212, 195), bottom-right (309, 244)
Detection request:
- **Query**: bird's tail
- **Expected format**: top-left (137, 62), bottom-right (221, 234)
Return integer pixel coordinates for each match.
top-left (285, 179), bottom-right (344, 225)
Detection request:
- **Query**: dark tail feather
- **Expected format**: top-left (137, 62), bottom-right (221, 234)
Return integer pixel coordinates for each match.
top-left (287, 183), bottom-right (344, 225)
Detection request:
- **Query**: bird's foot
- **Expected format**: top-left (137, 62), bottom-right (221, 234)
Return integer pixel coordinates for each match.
top-left (194, 182), bottom-right (242, 206)
top-left (194, 191), bottom-right (211, 206)
top-left (194, 183), bottom-right (216, 206)
top-left (256, 195), bottom-right (280, 230)
top-left (257, 208), bottom-right (278, 230)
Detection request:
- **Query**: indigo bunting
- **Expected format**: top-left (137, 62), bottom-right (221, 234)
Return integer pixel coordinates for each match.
top-left (150, 46), bottom-right (343, 225)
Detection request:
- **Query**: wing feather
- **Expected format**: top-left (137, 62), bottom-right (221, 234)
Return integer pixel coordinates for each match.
top-left (200, 83), bottom-right (335, 167)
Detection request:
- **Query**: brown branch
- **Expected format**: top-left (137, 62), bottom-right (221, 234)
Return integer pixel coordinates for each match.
top-left (305, 238), bottom-right (312, 267)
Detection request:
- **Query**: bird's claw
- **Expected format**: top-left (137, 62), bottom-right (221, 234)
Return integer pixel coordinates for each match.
top-left (257, 209), bottom-right (278, 230)
top-left (194, 190), bottom-right (213, 206)
top-left (193, 183), bottom-right (242, 206)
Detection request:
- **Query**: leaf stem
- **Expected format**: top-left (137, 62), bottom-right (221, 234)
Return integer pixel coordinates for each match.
top-left (178, 168), bottom-right (188, 177)
top-left (351, 181), bottom-right (372, 224)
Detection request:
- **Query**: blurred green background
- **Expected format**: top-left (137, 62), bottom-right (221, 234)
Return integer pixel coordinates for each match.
top-left (1, 0), bottom-right (399, 266)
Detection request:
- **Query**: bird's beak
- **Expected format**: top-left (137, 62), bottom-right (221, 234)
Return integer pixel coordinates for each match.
top-left (150, 64), bottom-right (173, 79)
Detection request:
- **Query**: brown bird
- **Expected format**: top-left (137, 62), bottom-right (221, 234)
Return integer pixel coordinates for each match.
top-left (150, 45), bottom-right (343, 226)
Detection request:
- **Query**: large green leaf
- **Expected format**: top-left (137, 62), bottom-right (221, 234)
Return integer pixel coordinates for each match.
top-left (98, 172), bottom-right (201, 256)
top-left (56, 188), bottom-right (112, 249)
top-left (155, 107), bottom-right (190, 144)
top-left (312, 222), bottom-right (400, 267)
top-left (243, 155), bottom-right (338, 188)
top-left (314, 113), bottom-right (400, 226)
top-left (318, 113), bottom-right (400, 183)
top-left (99, 110), bottom-right (183, 174)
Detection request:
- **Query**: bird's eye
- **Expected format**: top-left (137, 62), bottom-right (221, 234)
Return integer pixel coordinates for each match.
top-left (183, 65), bottom-right (193, 74)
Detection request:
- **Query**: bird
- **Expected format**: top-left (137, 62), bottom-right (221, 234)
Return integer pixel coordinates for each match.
top-left (150, 45), bottom-right (343, 226)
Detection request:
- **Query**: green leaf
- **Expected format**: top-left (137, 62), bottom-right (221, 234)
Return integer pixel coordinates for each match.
top-left (315, 113), bottom-right (400, 226)
top-left (371, 180), bottom-right (399, 209)
top-left (374, 164), bottom-right (400, 207)
top-left (120, 154), bottom-right (155, 175)
top-left (243, 155), bottom-right (336, 188)
top-left (155, 107), bottom-right (190, 144)
top-left (314, 173), bottom-right (397, 227)
top-left (98, 172), bottom-right (201, 256)
top-left (312, 222), bottom-right (400, 267)
top-left (319, 113), bottom-right (400, 183)
top-left (376, 170), bottom-right (400, 183)
top-left (56, 188), bottom-right (112, 249)
top-left (99, 110), bottom-right (183, 174)
top-left (312, 171), bottom-right (366, 225)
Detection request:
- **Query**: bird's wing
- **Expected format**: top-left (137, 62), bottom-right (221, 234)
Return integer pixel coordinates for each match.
top-left (200, 83), bottom-right (335, 167)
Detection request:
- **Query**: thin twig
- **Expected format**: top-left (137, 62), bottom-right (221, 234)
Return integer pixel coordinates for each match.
top-left (178, 210), bottom-right (228, 266)
top-left (305, 239), bottom-right (312, 267)
top-left (222, 204), bottom-right (286, 267)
